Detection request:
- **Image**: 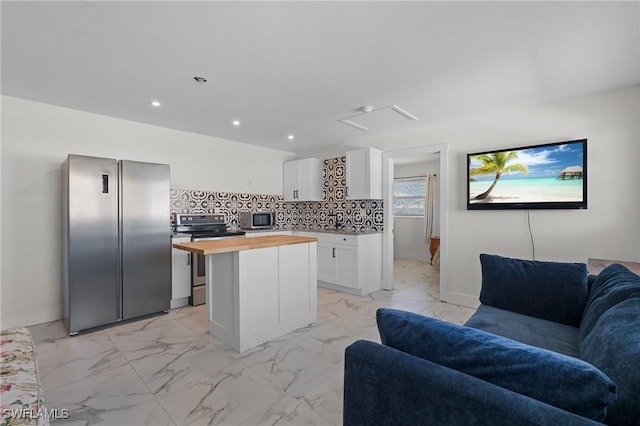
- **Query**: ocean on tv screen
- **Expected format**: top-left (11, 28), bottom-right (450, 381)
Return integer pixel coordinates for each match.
top-left (469, 176), bottom-right (583, 203)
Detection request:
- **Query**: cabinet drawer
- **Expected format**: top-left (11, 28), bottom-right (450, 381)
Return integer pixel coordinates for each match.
top-left (320, 234), bottom-right (357, 245)
top-left (296, 232), bottom-right (357, 245)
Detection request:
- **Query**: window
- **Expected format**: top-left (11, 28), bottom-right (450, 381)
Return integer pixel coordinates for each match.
top-left (393, 178), bottom-right (426, 216)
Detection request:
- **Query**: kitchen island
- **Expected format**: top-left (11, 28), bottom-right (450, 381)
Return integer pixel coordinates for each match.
top-left (173, 235), bottom-right (317, 352)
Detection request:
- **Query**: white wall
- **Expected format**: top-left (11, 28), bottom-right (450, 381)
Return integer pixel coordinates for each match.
top-left (1, 96), bottom-right (294, 328)
top-left (299, 85), bottom-right (640, 308)
top-left (393, 160), bottom-right (439, 261)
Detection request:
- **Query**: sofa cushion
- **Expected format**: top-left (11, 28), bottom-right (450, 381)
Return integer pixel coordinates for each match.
top-left (377, 308), bottom-right (616, 421)
top-left (479, 254), bottom-right (588, 326)
top-left (581, 297), bottom-right (640, 425)
top-left (465, 304), bottom-right (580, 358)
top-left (579, 263), bottom-right (640, 343)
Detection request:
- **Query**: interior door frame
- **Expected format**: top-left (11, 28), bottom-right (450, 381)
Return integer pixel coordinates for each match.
top-left (382, 143), bottom-right (449, 302)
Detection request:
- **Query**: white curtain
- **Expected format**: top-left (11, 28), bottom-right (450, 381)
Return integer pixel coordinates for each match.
top-left (424, 173), bottom-right (436, 243)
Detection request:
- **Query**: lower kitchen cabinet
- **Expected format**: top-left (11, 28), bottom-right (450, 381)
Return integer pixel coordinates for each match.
top-left (318, 243), bottom-right (356, 286)
top-left (298, 232), bottom-right (382, 295)
top-left (171, 236), bottom-right (192, 308)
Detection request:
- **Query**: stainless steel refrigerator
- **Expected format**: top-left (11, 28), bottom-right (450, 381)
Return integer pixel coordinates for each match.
top-left (62, 154), bottom-right (171, 334)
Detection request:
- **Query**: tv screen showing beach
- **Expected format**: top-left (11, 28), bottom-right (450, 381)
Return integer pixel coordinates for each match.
top-left (467, 139), bottom-right (587, 210)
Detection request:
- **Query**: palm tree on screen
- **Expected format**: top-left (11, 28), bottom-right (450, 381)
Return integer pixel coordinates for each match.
top-left (470, 152), bottom-right (528, 200)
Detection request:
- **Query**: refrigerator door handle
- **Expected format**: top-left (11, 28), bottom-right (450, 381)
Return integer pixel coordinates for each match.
top-left (187, 253), bottom-right (191, 265)
top-left (102, 174), bottom-right (109, 193)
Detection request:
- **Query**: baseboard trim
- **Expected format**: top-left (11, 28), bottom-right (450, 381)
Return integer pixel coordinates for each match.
top-left (1, 306), bottom-right (62, 329)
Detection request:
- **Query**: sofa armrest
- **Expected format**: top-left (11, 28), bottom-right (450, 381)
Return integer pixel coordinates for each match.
top-left (344, 340), bottom-right (601, 426)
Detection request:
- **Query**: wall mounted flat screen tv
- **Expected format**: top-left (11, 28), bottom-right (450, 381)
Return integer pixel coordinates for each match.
top-left (467, 139), bottom-right (587, 210)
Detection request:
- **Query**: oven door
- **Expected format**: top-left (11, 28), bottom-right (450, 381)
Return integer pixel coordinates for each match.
top-left (192, 252), bottom-right (206, 287)
top-left (191, 253), bottom-right (207, 305)
top-left (190, 234), bottom-right (245, 306)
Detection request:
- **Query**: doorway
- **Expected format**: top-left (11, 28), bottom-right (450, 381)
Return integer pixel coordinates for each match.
top-left (382, 143), bottom-right (448, 301)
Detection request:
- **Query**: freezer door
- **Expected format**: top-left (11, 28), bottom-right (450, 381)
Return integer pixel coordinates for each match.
top-left (64, 155), bottom-right (120, 332)
top-left (120, 160), bottom-right (171, 319)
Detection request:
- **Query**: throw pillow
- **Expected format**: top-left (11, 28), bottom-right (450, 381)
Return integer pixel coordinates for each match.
top-left (377, 308), bottom-right (616, 422)
top-left (479, 253), bottom-right (588, 326)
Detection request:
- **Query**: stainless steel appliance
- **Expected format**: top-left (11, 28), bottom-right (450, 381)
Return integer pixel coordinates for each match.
top-left (175, 213), bottom-right (245, 305)
top-left (239, 211), bottom-right (276, 229)
top-left (62, 154), bottom-right (171, 334)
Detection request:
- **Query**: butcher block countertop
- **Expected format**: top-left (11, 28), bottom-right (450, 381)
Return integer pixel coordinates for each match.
top-left (173, 235), bottom-right (317, 255)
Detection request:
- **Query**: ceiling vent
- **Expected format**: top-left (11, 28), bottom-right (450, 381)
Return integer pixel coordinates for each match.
top-left (338, 105), bottom-right (418, 131)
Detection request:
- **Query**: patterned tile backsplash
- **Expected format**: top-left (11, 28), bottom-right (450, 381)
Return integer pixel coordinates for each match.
top-left (170, 157), bottom-right (383, 233)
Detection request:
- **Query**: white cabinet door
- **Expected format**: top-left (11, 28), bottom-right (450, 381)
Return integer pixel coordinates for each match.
top-left (346, 148), bottom-right (382, 199)
top-left (283, 158), bottom-right (323, 201)
top-left (334, 245), bottom-right (358, 288)
top-left (317, 242), bottom-right (335, 283)
top-left (317, 241), bottom-right (358, 289)
top-left (171, 237), bottom-right (192, 303)
top-left (283, 161), bottom-right (298, 201)
top-left (297, 158), bottom-right (323, 201)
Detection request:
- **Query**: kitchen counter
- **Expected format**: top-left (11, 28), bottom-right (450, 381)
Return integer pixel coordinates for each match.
top-left (294, 228), bottom-right (381, 235)
top-left (237, 227), bottom-right (382, 236)
top-left (172, 235), bottom-right (317, 255)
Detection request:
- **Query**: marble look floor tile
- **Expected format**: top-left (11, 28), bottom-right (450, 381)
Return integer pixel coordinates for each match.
top-left (290, 364), bottom-right (344, 426)
top-left (238, 336), bottom-right (341, 393)
top-left (106, 312), bottom-right (181, 336)
top-left (44, 363), bottom-right (174, 426)
top-left (129, 337), bottom-right (239, 396)
top-left (174, 306), bottom-right (210, 336)
top-left (390, 284), bottom-right (440, 302)
top-left (155, 361), bottom-right (283, 426)
top-left (418, 301), bottom-right (476, 325)
top-left (317, 292), bottom-right (373, 319)
top-left (297, 318), bottom-right (378, 357)
top-left (241, 394), bottom-right (334, 426)
top-left (35, 331), bottom-right (129, 392)
top-left (29, 319), bottom-right (69, 344)
top-left (317, 307), bottom-right (339, 323)
top-left (108, 322), bottom-right (202, 359)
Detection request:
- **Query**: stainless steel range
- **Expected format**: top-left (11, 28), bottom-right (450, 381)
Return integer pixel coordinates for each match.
top-left (175, 214), bottom-right (245, 305)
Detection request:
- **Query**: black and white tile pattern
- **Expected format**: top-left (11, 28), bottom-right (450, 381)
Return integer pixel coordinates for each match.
top-left (170, 157), bottom-right (384, 233)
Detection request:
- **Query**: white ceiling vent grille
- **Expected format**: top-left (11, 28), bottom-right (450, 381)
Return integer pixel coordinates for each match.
top-left (338, 105), bottom-right (418, 131)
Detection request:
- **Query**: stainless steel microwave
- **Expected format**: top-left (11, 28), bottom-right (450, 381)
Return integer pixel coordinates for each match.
top-left (239, 211), bottom-right (276, 229)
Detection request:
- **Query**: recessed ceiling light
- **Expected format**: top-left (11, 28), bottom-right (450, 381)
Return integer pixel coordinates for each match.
top-left (288, 135), bottom-right (295, 140)
top-left (150, 100), bottom-right (161, 107)
top-left (232, 120), bottom-right (240, 126)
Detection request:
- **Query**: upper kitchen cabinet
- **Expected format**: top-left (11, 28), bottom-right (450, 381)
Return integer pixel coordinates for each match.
top-left (283, 158), bottom-right (323, 201)
top-left (346, 148), bottom-right (383, 199)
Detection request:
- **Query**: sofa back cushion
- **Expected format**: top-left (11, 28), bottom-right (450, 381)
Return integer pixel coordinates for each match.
top-left (377, 308), bottom-right (617, 422)
top-left (579, 264), bottom-right (640, 425)
top-left (579, 264), bottom-right (640, 342)
top-left (479, 254), bottom-right (588, 326)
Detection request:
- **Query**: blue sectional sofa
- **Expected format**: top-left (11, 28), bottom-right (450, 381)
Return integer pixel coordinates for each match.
top-left (343, 254), bottom-right (640, 425)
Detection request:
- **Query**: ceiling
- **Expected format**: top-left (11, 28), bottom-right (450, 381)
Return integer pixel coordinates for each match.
top-left (2, 2), bottom-right (639, 153)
